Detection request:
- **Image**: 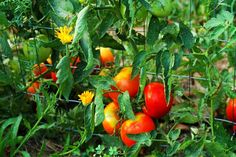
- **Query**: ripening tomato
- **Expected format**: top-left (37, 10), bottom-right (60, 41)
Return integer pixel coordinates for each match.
top-left (120, 112), bottom-right (155, 147)
top-left (149, 0), bottom-right (172, 17)
top-left (102, 102), bottom-right (121, 135)
top-left (143, 82), bottom-right (173, 119)
top-left (226, 98), bottom-right (236, 122)
top-left (233, 125), bottom-right (236, 132)
top-left (100, 47), bottom-right (115, 66)
top-left (33, 63), bottom-right (50, 77)
top-left (113, 67), bottom-right (140, 97)
top-left (27, 82), bottom-right (40, 95)
top-left (51, 72), bottom-right (57, 82)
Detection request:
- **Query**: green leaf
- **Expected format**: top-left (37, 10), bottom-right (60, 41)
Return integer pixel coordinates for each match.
top-left (205, 142), bottom-right (228, 157)
top-left (0, 31), bottom-right (12, 59)
top-left (51, 0), bottom-right (74, 18)
top-left (0, 12), bottom-right (9, 27)
top-left (94, 88), bottom-right (105, 126)
top-left (100, 134), bottom-right (124, 148)
top-left (179, 23), bottom-right (194, 49)
top-left (35, 95), bottom-right (43, 119)
top-left (72, 6), bottom-right (90, 44)
top-left (161, 50), bottom-right (174, 103)
top-left (96, 13), bottom-right (115, 39)
top-left (118, 91), bottom-right (135, 120)
top-left (127, 143), bottom-right (142, 157)
top-left (131, 50), bottom-right (149, 79)
top-left (166, 141), bottom-right (181, 156)
top-left (21, 151), bottom-right (31, 157)
top-left (80, 30), bottom-right (94, 71)
top-left (209, 26), bottom-right (225, 40)
top-left (89, 75), bottom-right (115, 90)
top-left (84, 103), bottom-right (95, 142)
top-left (147, 16), bottom-right (161, 46)
top-left (137, 65), bottom-right (147, 101)
top-left (168, 129), bottom-right (181, 141)
top-left (128, 133), bottom-right (151, 143)
top-left (0, 70), bottom-right (11, 86)
top-left (138, 0), bottom-right (152, 11)
top-left (56, 56), bottom-right (74, 100)
top-left (128, 0), bottom-right (135, 36)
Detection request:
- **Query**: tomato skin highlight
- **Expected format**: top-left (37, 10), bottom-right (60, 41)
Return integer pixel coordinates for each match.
top-left (226, 98), bottom-right (236, 122)
top-left (102, 102), bottom-right (121, 135)
top-left (120, 112), bottom-right (155, 147)
top-left (100, 47), bottom-right (114, 66)
top-left (113, 67), bottom-right (140, 97)
top-left (144, 82), bottom-right (173, 119)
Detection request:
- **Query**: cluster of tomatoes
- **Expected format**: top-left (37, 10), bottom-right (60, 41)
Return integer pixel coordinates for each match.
top-left (26, 57), bottom-right (81, 95)
top-left (99, 48), bottom-right (174, 147)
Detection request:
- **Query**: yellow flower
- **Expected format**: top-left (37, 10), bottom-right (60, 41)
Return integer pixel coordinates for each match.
top-left (78, 91), bottom-right (94, 106)
top-left (55, 26), bottom-right (73, 44)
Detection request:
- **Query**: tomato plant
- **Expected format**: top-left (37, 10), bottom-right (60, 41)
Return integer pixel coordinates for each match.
top-left (120, 112), bottom-right (155, 147)
top-left (143, 82), bottom-right (173, 119)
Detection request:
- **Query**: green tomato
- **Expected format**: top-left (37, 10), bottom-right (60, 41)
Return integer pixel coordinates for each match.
top-left (23, 34), bottom-right (52, 63)
top-left (150, 0), bottom-right (172, 17)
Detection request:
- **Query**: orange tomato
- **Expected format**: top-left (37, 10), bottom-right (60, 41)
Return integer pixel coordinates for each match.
top-left (102, 102), bottom-right (121, 135)
top-left (113, 67), bottom-right (140, 97)
top-left (33, 63), bottom-right (50, 78)
top-left (100, 47), bottom-right (114, 66)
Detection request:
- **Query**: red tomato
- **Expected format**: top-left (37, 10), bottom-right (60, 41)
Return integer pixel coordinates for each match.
top-left (113, 67), bottom-right (140, 97)
top-left (233, 125), bottom-right (236, 132)
top-left (102, 102), bottom-right (121, 134)
top-left (120, 112), bottom-right (155, 147)
top-left (33, 63), bottom-right (51, 78)
top-left (100, 47), bottom-right (114, 66)
top-left (51, 72), bottom-right (57, 82)
top-left (27, 82), bottom-right (40, 95)
top-left (143, 82), bottom-right (173, 119)
top-left (226, 98), bottom-right (236, 122)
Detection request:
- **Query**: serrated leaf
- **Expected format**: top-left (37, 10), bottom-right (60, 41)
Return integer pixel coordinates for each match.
top-left (147, 16), bottom-right (161, 46)
top-left (84, 103), bottom-right (95, 142)
top-left (94, 88), bottom-right (105, 126)
top-left (72, 6), bottom-right (90, 44)
top-left (131, 51), bottom-right (149, 78)
top-left (56, 56), bottom-right (74, 100)
top-left (179, 23), bottom-right (194, 49)
top-left (161, 51), bottom-right (174, 103)
top-left (80, 30), bottom-right (94, 71)
top-left (118, 91), bottom-right (135, 120)
top-left (89, 75), bottom-right (116, 90)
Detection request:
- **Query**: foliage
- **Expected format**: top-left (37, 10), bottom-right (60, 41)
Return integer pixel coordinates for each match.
top-left (0, 0), bottom-right (236, 156)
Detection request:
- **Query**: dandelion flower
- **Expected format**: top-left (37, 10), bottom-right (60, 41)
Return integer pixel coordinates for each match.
top-left (78, 91), bottom-right (94, 106)
top-left (55, 26), bottom-right (73, 44)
